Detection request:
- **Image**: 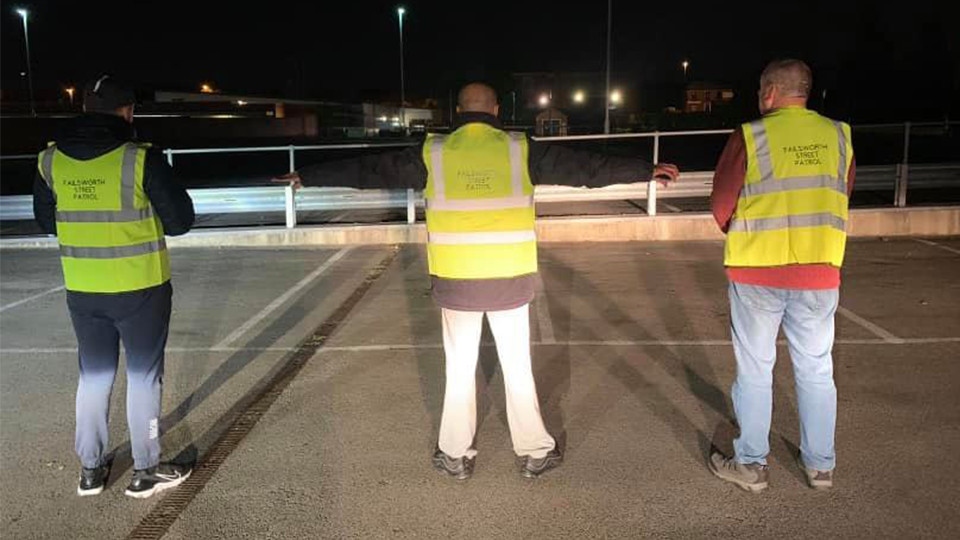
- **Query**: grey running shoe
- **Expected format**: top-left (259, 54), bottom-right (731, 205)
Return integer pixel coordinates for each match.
top-left (520, 447), bottom-right (563, 479)
top-left (796, 454), bottom-right (833, 490)
top-left (709, 452), bottom-right (769, 493)
top-left (77, 465), bottom-right (109, 496)
top-left (124, 463), bottom-right (192, 499)
top-left (432, 449), bottom-right (474, 480)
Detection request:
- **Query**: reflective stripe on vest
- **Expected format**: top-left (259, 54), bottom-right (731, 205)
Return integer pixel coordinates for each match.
top-left (424, 126), bottom-right (537, 279)
top-left (60, 239), bottom-right (166, 259)
top-left (739, 175), bottom-right (846, 198)
top-left (427, 230), bottom-right (537, 245)
top-left (40, 147), bottom-right (56, 193)
top-left (725, 109), bottom-right (851, 268)
top-left (42, 143), bottom-right (170, 293)
top-left (727, 212), bottom-right (846, 233)
top-left (57, 207), bottom-right (155, 223)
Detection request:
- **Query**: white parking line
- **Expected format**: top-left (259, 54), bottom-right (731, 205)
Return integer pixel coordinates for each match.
top-left (837, 306), bottom-right (904, 344)
top-left (534, 274), bottom-right (557, 344)
top-left (213, 248), bottom-right (353, 349)
top-left (913, 238), bottom-right (960, 256)
top-left (4, 337), bottom-right (959, 355)
top-left (0, 285), bottom-right (65, 314)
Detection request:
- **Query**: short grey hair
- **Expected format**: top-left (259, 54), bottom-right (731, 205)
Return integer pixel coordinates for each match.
top-left (760, 59), bottom-right (813, 98)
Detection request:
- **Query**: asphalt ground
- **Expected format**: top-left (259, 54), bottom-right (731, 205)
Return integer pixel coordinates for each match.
top-left (1, 237), bottom-right (959, 538)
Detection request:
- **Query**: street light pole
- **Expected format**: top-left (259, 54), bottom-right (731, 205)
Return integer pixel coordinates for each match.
top-left (16, 8), bottom-right (35, 117)
top-left (604, 0), bottom-right (612, 134)
top-left (397, 7), bottom-right (406, 131)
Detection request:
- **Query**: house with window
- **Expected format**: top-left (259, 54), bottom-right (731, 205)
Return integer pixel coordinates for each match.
top-left (685, 83), bottom-right (735, 113)
top-left (536, 108), bottom-right (568, 136)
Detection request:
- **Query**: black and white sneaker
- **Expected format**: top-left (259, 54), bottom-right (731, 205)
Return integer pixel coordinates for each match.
top-left (77, 465), bottom-right (110, 496)
top-left (124, 463), bottom-right (192, 499)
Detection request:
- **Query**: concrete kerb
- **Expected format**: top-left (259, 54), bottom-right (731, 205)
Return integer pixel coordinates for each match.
top-left (1, 207), bottom-right (958, 248)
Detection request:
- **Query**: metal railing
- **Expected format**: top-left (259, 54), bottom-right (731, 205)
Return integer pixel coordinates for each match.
top-left (160, 142), bottom-right (419, 227)
top-left (149, 128), bottom-right (737, 226)
top-left (3, 163), bottom-right (958, 223)
top-left (2, 122), bottom-right (956, 227)
top-left (534, 128), bottom-right (737, 217)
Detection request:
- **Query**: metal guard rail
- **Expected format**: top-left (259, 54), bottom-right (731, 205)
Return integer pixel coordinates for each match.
top-left (2, 164), bottom-right (958, 224)
top-left (2, 122), bottom-right (956, 226)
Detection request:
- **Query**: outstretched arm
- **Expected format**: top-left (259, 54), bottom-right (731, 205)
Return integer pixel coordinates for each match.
top-left (274, 145), bottom-right (428, 191)
top-left (528, 140), bottom-right (678, 187)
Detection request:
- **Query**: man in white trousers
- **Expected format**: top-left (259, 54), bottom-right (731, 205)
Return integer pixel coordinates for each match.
top-left (276, 83), bottom-right (678, 479)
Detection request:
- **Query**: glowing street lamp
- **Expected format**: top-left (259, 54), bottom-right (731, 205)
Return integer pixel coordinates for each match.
top-left (15, 8), bottom-right (35, 116)
top-left (610, 89), bottom-right (622, 106)
top-left (539, 93), bottom-right (550, 107)
top-left (573, 90), bottom-right (585, 104)
top-left (397, 7), bottom-right (406, 128)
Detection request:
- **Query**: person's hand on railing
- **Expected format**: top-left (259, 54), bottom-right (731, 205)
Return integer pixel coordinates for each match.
top-left (272, 172), bottom-right (303, 190)
top-left (652, 163), bottom-right (680, 187)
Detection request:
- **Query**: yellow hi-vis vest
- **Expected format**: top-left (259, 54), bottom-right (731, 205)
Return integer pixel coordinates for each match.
top-left (423, 123), bottom-right (537, 279)
top-left (724, 107), bottom-right (853, 268)
top-left (37, 143), bottom-right (171, 293)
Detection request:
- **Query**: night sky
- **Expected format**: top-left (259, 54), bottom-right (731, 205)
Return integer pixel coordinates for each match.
top-left (1, 0), bottom-right (957, 121)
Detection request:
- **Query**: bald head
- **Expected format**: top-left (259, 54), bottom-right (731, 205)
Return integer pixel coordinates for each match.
top-left (457, 83), bottom-right (499, 115)
top-left (758, 59), bottom-right (813, 113)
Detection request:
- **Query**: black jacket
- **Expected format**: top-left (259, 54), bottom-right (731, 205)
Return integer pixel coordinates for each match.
top-left (297, 112), bottom-right (657, 312)
top-left (32, 114), bottom-right (195, 237)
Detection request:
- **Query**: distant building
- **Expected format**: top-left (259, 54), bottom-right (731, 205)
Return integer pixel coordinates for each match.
top-left (685, 83), bottom-right (734, 113)
top-left (363, 103), bottom-right (439, 134)
top-left (536, 108), bottom-right (568, 136)
top-left (153, 91), bottom-right (439, 137)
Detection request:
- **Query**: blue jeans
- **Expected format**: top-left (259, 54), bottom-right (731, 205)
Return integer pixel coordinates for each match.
top-left (728, 282), bottom-right (838, 471)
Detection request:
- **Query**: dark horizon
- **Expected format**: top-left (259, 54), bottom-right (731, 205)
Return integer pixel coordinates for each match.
top-left (1, 0), bottom-right (958, 122)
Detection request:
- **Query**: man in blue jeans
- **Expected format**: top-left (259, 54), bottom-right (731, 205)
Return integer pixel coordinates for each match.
top-left (708, 59), bottom-right (855, 492)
